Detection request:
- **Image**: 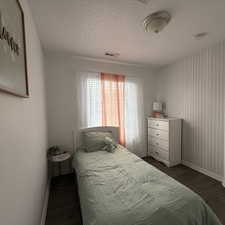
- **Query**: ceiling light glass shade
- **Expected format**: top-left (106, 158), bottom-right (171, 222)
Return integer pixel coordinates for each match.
top-left (143, 11), bottom-right (171, 33)
top-left (146, 18), bottom-right (168, 33)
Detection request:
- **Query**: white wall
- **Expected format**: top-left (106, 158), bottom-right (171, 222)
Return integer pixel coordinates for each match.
top-left (157, 41), bottom-right (225, 181)
top-left (45, 52), bottom-right (155, 157)
top-left (0, 1), bottom-right (48, 225)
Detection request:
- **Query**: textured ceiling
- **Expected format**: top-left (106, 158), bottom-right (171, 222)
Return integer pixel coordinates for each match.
top-left (29, 0), bottom-right (225, 67)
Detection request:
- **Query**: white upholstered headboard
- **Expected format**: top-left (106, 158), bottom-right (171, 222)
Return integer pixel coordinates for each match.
top-left (77, 126), bottom-right (119, 149)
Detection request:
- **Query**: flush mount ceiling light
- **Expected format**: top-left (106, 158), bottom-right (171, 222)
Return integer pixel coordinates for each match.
top-left (143, 10), bottom-right (171, 33)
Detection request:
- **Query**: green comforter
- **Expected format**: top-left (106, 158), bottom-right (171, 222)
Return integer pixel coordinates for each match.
top-left (73, 146), bottom-right (222, 225)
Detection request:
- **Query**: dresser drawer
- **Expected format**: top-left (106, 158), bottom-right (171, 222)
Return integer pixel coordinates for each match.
top-left (149, 137), bottom-right (169, 151)
top-left (148, 128), bottom-right (169, 141)
top-left (148, 119), bottom-right (169, 131)
top-left (149, 145), bottom-right (169, 161)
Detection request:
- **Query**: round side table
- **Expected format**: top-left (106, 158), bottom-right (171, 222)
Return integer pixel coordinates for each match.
top-left (48, 152), bottom-right (72, 176)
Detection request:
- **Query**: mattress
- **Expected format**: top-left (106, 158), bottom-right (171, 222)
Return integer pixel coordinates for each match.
top-left (73, 146), bottom-right (222, 225)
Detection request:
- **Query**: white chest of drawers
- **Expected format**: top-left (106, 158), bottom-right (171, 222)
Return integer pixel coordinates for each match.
top-left (148, 117), bottom-right (182, 167)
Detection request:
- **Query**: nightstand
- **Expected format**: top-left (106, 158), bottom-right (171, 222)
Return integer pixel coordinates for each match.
top-left (48, 152), bottom-right (72, 177)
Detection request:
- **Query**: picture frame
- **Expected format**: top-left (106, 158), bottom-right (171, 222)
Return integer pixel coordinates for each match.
top-left (0, 0), bottom-right (29, 98)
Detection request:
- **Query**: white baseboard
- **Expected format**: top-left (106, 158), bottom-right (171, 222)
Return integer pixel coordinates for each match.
top-left (182, 160), bottom-right (223, 182)
top-left (40, 179), bottom-right (50, 225)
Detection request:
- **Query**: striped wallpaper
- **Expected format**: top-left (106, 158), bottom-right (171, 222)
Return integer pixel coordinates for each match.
top-left (157, 41), bottom-right (225, 179)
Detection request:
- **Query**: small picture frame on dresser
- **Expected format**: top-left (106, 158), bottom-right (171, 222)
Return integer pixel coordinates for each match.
top-left (147, 117), bottom-right (182, 167)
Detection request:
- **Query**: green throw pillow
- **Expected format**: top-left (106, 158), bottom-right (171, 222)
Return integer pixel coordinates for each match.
top-left (83, 131), bottom-right (116, 152)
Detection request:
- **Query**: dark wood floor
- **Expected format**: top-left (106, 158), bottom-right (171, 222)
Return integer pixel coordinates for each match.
top-left (46, 157), bottom-right (225, 225)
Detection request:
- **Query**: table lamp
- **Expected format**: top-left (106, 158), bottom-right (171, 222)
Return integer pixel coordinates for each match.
top-left (153, 102), bottom-right (163, 118)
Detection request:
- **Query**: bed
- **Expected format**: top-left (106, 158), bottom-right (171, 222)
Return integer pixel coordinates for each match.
top-left (73, 126), bottom-right (222, 225)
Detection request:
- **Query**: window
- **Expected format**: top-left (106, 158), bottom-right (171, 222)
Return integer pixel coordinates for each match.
top-left (86, 75), bottom-right (101, 127)
top-left (76, 72), bottom-right (145, 156)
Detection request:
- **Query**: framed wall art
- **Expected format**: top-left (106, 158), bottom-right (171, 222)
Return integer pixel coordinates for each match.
top-left (0, 0), bottom-right (29, 97)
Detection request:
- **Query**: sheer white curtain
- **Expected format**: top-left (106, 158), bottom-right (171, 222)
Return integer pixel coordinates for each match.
top-left (76, 72), bottom-right (145, 157)
top-left (76, 72), bottom-right (101, 128)
top-left (125, 77), bottom-right (145, 156)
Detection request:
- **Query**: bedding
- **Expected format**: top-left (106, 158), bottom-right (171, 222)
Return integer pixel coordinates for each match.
top-left (73, 145), bottom-right (222, 225)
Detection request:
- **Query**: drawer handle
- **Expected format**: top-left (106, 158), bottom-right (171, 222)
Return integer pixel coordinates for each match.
top-left (156, 124), bottom-right (159, 126)
top-left (156, 133), bottom-right (160, 136)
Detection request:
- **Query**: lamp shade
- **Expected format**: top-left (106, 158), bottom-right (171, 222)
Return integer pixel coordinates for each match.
top-left (153, 102), bottom-right (162, 112)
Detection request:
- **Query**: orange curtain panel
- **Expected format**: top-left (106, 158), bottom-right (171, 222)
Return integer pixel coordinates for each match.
top-left (101, 73), bottom-right (126, 146)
